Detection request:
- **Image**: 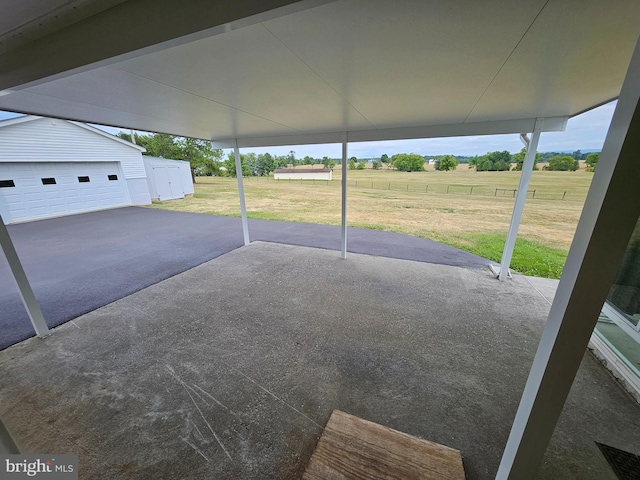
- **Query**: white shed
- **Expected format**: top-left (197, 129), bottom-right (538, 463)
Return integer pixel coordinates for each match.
top-left (273, 168), bottom-right (332, 181)
top-left (143, 156), bottom-right (194, 201)
top-left (0, 116), bottom-right (151, 224)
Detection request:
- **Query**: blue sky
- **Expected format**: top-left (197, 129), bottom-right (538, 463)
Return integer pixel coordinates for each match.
top-left (0, 100), bottom-right (616, 158)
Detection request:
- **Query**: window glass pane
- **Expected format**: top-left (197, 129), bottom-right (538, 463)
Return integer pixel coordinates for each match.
top-left (608, 217), bottom-right (640, 326)
top-left (594, 312), bottom-right (640, 377)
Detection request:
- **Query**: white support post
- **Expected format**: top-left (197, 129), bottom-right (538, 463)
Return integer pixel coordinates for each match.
top-left (234, 141), bottom-right (250, 246)
top-left (497, 35), bottom-right (640, 479)
top-left (0, 214), bottom-right (49, 337)
top-left (491, 118), bottom-right (543, 280)
top-left (340, 132), bottom-right (348, 259)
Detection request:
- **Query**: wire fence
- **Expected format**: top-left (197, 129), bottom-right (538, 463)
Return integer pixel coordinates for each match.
top-left (196, 176), bottom-right (582, 201)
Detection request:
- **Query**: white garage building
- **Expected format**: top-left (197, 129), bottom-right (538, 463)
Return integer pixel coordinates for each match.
top-left (0, 116), bottom-right (152, 224)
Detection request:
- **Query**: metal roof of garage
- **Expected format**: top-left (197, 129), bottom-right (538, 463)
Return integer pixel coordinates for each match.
top-left (1, 0), bottom-right (639, 146)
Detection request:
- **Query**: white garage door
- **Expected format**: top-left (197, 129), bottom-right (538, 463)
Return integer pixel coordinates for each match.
top-left (0, 162), bottom-right (128, 223)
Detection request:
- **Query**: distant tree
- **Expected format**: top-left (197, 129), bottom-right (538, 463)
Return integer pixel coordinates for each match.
top-left (117, 133), bottom-right (180, 159)
top-left (572, 149), bottom-right (586, 160)
top-left (328, 160), bottom-right (336, 169)
top-left (273, 155), bottom-right (287, 169)
top-left (244, 152), bottom-right (259, 176)
top-left (392, 153), bottom-right (425, 172)
top-left (435, 155), bottom-right (457, 171)
top-left (470, 150), bottom-right (511, 171)
top-left (372, 160), bottom-right (381, 170)
top-left (512, 147), bottom-right (540, 171)
top-left (585, 152), bottom-right (600, 171)
top-left (287, 150), bottom-right (297, 167)
top-left (179, 138), bottom-right (223, 179)
top-left (322, 156), bottom-right (331, 168)
top-left (544, 155), bottom-right (579, 171)
top-left (225, 152), bottom-right (251, 177)
top-left (116, 131), bottom-right (135, 144)
top-left (349, 156), bottom-right (358, 163)
top-left (257, 153), bottom-right (276, 176)
top-left (356, 162), bottom-right (365, 170)
top-left (348, 159), bottom-right (357, 170)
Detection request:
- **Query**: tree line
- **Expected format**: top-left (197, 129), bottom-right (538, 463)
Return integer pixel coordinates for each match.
top-left (117, 131), bottom-right (600, 178)
top-left (117, 132), bottom-right (340, 178)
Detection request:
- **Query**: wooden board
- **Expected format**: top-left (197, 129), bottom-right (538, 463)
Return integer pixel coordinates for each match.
top-left (302, 410), bottom-right (465, 480)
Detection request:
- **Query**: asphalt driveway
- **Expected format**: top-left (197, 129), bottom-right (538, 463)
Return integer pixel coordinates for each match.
top-left (1, 207), bottom-right (491, 349)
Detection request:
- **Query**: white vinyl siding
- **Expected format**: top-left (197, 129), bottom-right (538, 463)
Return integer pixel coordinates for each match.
top-left (0, 118), bottom-right (146, 179)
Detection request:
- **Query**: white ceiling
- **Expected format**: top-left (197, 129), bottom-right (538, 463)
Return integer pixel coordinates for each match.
top-left (0, 0), bottom-right (639, 146)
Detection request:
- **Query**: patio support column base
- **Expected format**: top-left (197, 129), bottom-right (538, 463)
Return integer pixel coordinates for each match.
top-left (488, 264), bottom-right (512, 279)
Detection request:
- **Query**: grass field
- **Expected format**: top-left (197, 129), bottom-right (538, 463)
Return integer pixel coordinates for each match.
top-left (149, 167), bottom-right (593, 279)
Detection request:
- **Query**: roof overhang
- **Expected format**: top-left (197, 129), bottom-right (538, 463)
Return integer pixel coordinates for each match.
top-left (212, 116), bottom-right (569, 149)
top-left (0, 1), bottom-right (638, 147)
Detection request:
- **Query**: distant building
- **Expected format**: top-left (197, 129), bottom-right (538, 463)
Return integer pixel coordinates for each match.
top-left (273, 168), bottom-right (332, 181)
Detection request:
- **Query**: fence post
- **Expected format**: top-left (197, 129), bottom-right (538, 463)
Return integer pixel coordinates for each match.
top-left (562, 191), bottom-right (567, 200)
top-left (494, 188), bottom-right (497, 196)
top-left (426, 185), bottom-right (428, 193)
top-left (532, 189), bottom-right (536, 199)
top-left (407, 184), bottom-right (409, 191)
top-left (470, 186), bottom-right (474, 195)
top-left (388, 182), bottom-right (390, 190)
top-left (371, 182), bottom-right (373, 189)
top-left (513, 189), bottom-right (516, 198)
top-left (356, 180), bottom-right (358, 188)
top-left (447, 185), bottom-right (450, 194)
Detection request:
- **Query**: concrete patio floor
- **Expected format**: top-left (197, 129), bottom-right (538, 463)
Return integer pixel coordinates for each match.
top-left (0, 242), bottom-right (639, 479)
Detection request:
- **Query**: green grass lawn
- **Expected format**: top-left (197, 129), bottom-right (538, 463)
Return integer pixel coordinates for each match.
top-left (444, 233), bottom-right (569, 279)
